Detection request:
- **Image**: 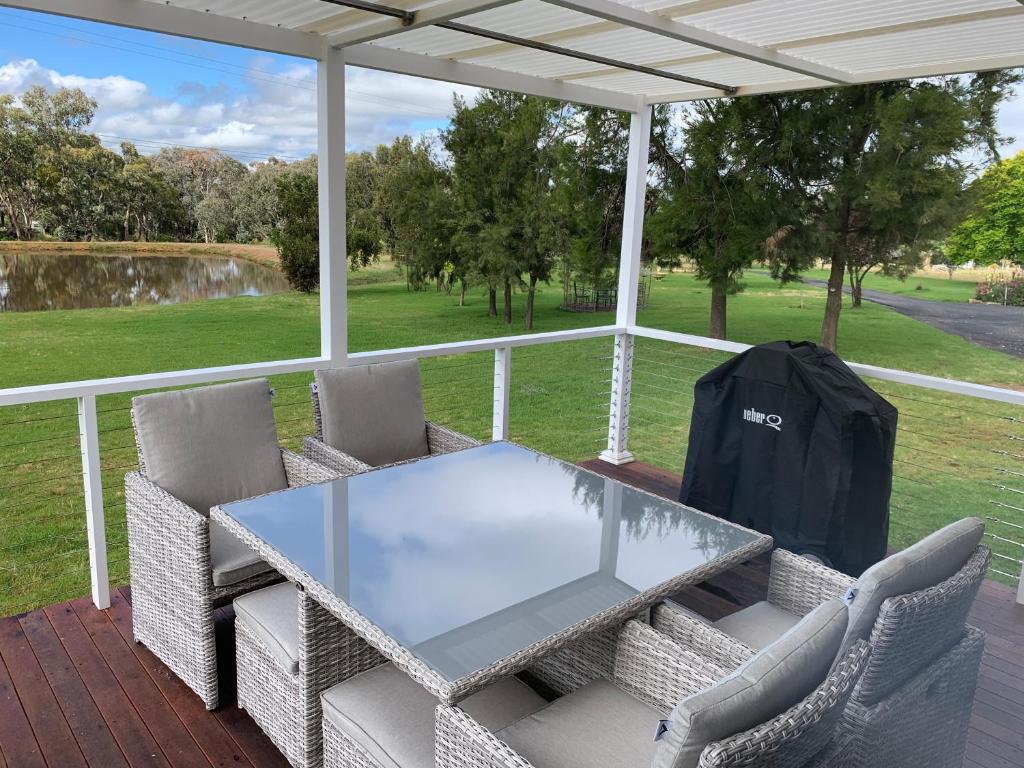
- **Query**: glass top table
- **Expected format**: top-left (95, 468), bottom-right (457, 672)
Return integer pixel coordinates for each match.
top-left (212, 442), bottom-right (770, 703)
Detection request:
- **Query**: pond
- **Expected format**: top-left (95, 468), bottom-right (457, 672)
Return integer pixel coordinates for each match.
top-left (0, 251), bottom-right (291, 312)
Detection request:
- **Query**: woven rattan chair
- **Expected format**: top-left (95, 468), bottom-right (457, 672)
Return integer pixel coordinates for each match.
top-left (302, 360), bottom-right (479, 475)
top-left (322, 599), bottom-right (867, 768)
top-left (430, 619), bottom-right (870, 768)
top-left (125, 379), bottom-right (338, 710)
top-left (234, 581), bottom-right (385, 768)
top-left (653, 520), bottom-right (991, 768)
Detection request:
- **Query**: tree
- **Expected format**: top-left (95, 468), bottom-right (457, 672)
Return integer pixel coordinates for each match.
top-left (444, 91), bottom-right (563, 328)
top-left (153, 148), bottom-right (247, 242)
top-left (648, 102), bottom-right (796, 339)
top-left (272, 172), bottom-right (319, 292)
top-left (945, 151), bottom-right (1024, 268)
top-left (728, 72), bottom-right (1019, 351)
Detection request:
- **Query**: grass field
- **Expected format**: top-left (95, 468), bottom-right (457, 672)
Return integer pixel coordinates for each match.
top-left (0, 261), bottom-right (1021, 612)
top-left (798, 268), bottom-right (979, 303)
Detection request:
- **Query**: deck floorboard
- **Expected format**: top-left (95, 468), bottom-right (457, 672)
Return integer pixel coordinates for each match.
top-left (0, 459), bottom-right (1020, 767)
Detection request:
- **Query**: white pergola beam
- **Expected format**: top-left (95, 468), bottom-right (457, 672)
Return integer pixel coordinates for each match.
top-left (543, 0), bottom-right (854, 84)
top-left (345, 43), bottom-right (641, 111)
top-left (328, 0), bottom-right (515, 46)
top-left (0, 0), bottom-right (325, 59)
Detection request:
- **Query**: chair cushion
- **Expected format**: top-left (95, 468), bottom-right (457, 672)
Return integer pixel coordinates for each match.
top-left (132, 379), bottom-right (288, 516)
top-left (843, 518), bottom-right (984, 654)
top-left (314, 361), bottom-right (429, 467)
top-left (322, 662), bottom-right (545, 768)
top-left (652, 599), bottom-right (848, 768)
top-left (234, 582), bottom-right (298, 675)
top-left (211, 520), bottom-right (272, 587)
top-left (495, 679), bottom-right (662, 768)
top-left (713, 601), bottom-right (802, 650)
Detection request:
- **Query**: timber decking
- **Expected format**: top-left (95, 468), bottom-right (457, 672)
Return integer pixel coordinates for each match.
top-left (0, 460), bottom-right (1020, 767)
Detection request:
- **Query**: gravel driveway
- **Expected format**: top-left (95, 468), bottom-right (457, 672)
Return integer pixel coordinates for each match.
top-left (799, 277), bottom-right (1024, 359)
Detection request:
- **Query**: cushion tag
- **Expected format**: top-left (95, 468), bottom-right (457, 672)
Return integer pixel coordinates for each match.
top-left (655, 719), bottom-right (673, 742)
top-left (843, 587), bottom-right (858, 606)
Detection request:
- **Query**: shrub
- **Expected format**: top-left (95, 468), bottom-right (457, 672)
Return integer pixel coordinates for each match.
top-left (976, 279), bottom-right (1024, 306)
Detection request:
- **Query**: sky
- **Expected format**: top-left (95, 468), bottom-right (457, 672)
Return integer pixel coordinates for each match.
top-left (0, 6), bottom-right (1022, 165)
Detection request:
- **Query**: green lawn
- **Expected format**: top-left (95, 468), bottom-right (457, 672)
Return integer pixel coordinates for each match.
top-left (799, 268), bottom-right (979, 303)
top-left (0, 265), bottom-right (1021, 612)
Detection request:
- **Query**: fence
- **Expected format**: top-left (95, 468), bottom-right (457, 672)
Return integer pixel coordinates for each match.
top-left (0, 323), bottom-right (1022, 617)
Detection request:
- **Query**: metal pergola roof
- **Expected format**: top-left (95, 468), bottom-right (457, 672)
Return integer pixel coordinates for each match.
top-left (6, 0), bottom-right (1024, 110)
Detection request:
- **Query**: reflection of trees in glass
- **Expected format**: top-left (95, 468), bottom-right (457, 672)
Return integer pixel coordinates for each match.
top-left (0, 252), bottom-right (289, 312)
top-left (563, 462), bottom-right (748, 557)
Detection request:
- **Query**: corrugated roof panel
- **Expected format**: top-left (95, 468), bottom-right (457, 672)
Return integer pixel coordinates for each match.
top-left (790, 15), bottom-right (1024, 72)
top-left (667, 0), bottom-right (1017, 48)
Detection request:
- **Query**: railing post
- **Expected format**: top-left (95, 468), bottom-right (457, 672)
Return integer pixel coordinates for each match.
top-left (492, 346), bottom-right (512, 441)
top-left (601, 106), bottom-right (650, 465)
top-left (601, 333), bottom-right (635, 465)
top-left (78, 395), bottom-right (110, 610)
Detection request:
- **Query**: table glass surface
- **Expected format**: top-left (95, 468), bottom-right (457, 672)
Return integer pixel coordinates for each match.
top-left (220, 442), bottom-right (761, 681)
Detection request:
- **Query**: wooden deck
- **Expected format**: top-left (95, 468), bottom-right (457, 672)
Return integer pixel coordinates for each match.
top-left (0, 460), bottom-right (1020, 767)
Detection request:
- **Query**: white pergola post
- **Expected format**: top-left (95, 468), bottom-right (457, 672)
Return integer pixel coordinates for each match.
top-left (318, 46), bottom-right (348, 366)
top-left (78, 395), bottom-right (110, 610)
top-left (601, 106), bottom-right (652, 465)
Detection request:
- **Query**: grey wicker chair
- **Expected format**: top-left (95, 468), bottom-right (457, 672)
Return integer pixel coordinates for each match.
top-left (125, 379), bottom-right (339, 710)
top-left (234, 581), bottom-right (385, 768)
top-left (653, 520), bottom-right (991, 768)
top-left (430, 620), bottom-right (871, 768)
top-left (302, 360), bottom-right (480, 475)
top-left (322, 599), bottom-right (867, 768)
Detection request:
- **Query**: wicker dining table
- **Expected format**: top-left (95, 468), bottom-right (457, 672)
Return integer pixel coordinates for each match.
top-left (211, 441), bottom-right (772, 706)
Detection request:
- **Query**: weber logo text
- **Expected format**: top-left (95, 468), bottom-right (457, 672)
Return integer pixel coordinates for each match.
top-left (743, 407), bottom-right (783, 432)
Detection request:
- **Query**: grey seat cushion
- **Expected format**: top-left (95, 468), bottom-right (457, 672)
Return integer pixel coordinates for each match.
top-left (315, 361), bottom-right (429, 467)
top-left (132, 378), bottom-right (288, 516)
top-left (322, 662), bottom-right (545, 768)
top-left (652, 599), bottom-right (848, 768)
top-left (842, 517), bottom-right (984, 654)
top-left (211, 520), bottom-right (272, 587)
top-left (496, 678), bottom-right (662, 768)
top-left (714, 601), bottom-right (803, 650)
top-left (234, 581), bottom-right (299, 675)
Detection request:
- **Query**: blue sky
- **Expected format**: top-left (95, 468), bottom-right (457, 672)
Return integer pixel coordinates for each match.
top-left (1, 6), bottom-right (1022, 165)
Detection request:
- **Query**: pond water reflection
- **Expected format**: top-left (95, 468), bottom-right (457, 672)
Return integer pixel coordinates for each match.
top-left (0, 251), bottom-right (290, 312)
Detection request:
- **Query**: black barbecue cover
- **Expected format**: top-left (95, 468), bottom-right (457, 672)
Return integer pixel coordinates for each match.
top-left (678, 340), bottom-right (898, 576)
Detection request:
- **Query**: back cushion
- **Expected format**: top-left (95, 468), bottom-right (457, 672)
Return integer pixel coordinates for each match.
top-left (842, 517), bottom-right (984, 654)
top-left (652, 599), bottom-right (848, 768)
top-left (315, 361), bottom-right (429, 466)
top-left (133, 378), bottom-right (288, 515)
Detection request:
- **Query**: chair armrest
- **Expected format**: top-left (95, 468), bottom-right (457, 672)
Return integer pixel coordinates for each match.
top-left (651, 603), bottom-right (756, 671)
top-left (281, 447), bottom-right (343, 486)
top-left (426, 421), bottom-right (482, 455)
top-left (767, 549), bottom-right (855, 617)
top-left (302, 436), bottom-right (373, 476)
top-left (613, 619), bottom-right (729, 712)
top-left (435, 704), bottom-right (536, 768)
top-left (124, 471), bottom-right (211, 582)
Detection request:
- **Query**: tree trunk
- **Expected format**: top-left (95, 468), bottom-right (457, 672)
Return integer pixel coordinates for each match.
top-left (459, 280), bottom-right (467, 307)
top-left (709, 285), bottom-right (727, 340)
top-left (820, 255), bottom-right (846, 351)
top-left (488, 286), bottom-right (497, 317)
top-left (525, 274), bottom-right (538, 330)
top-left (503, 278), bottom-right (513, 325)
top-left (847, 264), bottom-right (862, 308)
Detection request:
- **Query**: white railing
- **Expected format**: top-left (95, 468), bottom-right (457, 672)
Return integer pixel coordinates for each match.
top-left (1, 322), bottom-right (1022, 612)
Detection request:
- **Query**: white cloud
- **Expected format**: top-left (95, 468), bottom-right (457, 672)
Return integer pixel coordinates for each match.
top-left (998, 83), bottom-right (1024, 159)
top-left (0, 56), bottom-right (478, 162)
